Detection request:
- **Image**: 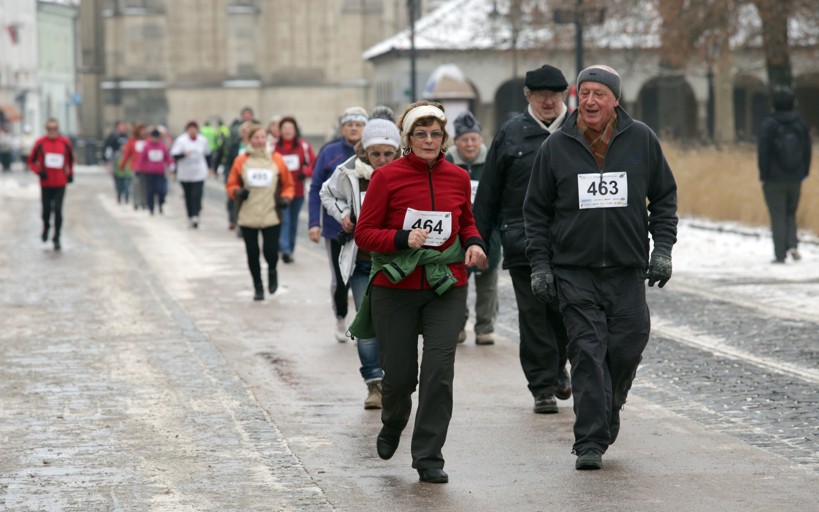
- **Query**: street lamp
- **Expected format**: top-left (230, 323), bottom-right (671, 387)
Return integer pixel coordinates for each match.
top-left (407, 0), bottom-right (418, 102)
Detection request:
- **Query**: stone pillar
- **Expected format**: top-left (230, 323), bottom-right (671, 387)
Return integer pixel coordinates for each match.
top-left (77, 0), bottom-right (104, 139)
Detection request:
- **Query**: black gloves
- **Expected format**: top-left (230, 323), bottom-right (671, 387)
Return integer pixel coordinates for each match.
top-left (235, 188), bottom-right (249, 200)
top-left (297, 171), bottom-right (307, 181)
top-left (67, 174), bottom-right (74, 184)
top-left (531, 266), bottom-right (556, 303)
top-left (647, 243), bottom-right (673, 288)
top-left (276, 198), bottom-right (291, 209)
top-left (39, 170), bottom-right (48, 180)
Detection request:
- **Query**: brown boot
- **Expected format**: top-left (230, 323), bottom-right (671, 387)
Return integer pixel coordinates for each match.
top-left (364, 380), bottom-right (382, 410)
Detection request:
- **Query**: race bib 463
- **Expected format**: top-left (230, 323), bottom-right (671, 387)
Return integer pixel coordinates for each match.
top-left (577, 172), bottom-right (628, 209)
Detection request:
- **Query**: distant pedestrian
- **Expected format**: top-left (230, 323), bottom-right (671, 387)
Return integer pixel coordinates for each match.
top-left (136, 128), bottom-right (173, 215)
top-left (524, 65), bottom-right (678, 470)
top-left (272, 116), bottom-right (315, 263)
top-left (319, 118), bottom-right (401, 410)
top-left (103, 121), bottom-right (131, 203)
top-left (119, 123), bottom-right (148, 210)
top-left (351, 101), bottom-right (487, 484)
top-left (219, 121), bottom-right (252, 231)
top-left (226, 124), bottom-right (295, 300)
top-left (473, 64), bottom-right (572, 414)
top-left (0, 125), bottom-right (14, 172)
top-left (308, 106), bottom-right (368, 342)
top-left (445, 110), bottom-right (500, 345)
top-left (757, 86), bottom-right (812, 263)
top-left (171, 121), bottom-right (212, 228)
top-left (28, 118), bottom-right (74, 251)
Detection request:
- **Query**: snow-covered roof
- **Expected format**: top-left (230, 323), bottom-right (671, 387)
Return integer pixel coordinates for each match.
top-left (363, 0), bottom-right (662, 60)
top-left (363, 0), bottom-right (818, 61)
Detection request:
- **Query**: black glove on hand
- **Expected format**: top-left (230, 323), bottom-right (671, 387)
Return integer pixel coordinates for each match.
top-left (647, 243), bottom-right (673, 288)
top-left (235, 188), bottom-right (249, 200)
top-left (67, 174), bottom-right (74, 184)
top-left (297, 171), bottom-right (307, 181)
top-left (531, 266), bottom-right (556, 304)
top-left (277, 198), bottom-right (291, 209)
top-left (39, 170), bottom-right (48, 180)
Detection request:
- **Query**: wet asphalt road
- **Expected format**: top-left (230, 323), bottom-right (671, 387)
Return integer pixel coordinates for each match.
top-left (0, 166), bottom-right (816, 511)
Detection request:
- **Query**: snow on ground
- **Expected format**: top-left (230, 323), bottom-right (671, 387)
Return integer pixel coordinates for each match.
top-left (671, 218), bottom-right (819, 319)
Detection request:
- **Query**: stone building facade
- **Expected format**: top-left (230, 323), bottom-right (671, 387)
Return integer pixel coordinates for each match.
top-left (79, 0), bottom-right (442, 141)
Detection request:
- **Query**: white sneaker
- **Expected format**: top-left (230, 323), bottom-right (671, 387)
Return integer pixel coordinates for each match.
top-left (335, 318), bottom-right (347, 343)
top-left (788, 248), bottom-right (802, 261)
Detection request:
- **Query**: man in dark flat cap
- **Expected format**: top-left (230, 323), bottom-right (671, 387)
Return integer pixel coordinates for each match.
top-left (473, 64), bottom-right (571, 415)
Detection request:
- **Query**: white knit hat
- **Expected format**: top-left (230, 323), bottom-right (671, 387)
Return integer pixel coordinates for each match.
top-left (361, 119), bottom-right (400, 149)
top-left (339, 106), bottom-right (369, 126)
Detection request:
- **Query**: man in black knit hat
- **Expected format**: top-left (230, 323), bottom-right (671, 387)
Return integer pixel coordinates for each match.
top-left (524, 64), bottom-right (678, 470)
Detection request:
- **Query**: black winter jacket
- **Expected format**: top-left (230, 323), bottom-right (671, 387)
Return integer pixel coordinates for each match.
top-left (757, 110), bottom-right (812, 183)
top-left (474, 110), bottom-right (558, 269)
top-left (524, 107), bottom-right (678, 270)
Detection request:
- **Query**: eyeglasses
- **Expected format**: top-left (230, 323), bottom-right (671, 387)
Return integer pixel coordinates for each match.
top-left (367, 150), bottom-right (396, 159)
top-left (411, 130), bottom-right (444, 140)
top-left (528, 90), bottom-right (564, 101)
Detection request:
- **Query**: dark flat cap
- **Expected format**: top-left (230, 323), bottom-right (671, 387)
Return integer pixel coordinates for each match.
top-left (525, 65), bottom-right (569, 92)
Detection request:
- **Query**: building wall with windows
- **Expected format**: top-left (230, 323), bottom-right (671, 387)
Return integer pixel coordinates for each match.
top-left (91, 0), bottom-right (429, 140)
top-left (37, 0), bottom-right (79, 135)
top-left (0, 0), bottom-right (39, 133)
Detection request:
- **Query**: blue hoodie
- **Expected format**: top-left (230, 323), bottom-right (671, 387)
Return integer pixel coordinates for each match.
top-left (308, 138), bottom-right (356, 239)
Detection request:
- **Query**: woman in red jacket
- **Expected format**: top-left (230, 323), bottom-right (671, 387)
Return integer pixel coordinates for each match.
top-left (135, 128), bottom-right (173, 215)
top-left (353, 101), bottom-right (487, 484)
top-left (271, 116), bottom-right (315, 263)
top-left (28, 118), bottom-right (74, 251)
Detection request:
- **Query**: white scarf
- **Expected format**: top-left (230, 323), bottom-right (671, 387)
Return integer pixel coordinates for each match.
top-left (344, 158), bottom-right (375, 180)
top-left (528, 103), bottom-right (568, 133)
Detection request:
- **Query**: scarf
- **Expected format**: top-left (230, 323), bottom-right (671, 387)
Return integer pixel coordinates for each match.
top-left (577, 111), bottom-right (618, 169)
top-left (528, 104), bottom-right (568, 134)
top-left (345, 157), bottom-right (375, 180)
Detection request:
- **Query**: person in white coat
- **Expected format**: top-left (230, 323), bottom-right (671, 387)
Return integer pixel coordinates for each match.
top-left (319, 118), bottom-right (401, 410)
top-left (171, 121), bottom-right (212, 228)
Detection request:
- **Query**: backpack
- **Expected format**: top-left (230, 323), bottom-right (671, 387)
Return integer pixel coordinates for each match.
top-left (774, 120), bottom-right (805, 174)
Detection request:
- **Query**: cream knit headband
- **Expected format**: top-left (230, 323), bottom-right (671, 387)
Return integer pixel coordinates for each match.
top-left (401, 105), bottom-right (447, 146)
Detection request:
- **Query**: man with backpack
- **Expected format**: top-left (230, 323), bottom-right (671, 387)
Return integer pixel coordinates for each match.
top-left (757, 87), bottom-right (812, 263)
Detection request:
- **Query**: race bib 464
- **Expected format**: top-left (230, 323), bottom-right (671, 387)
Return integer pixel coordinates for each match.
top-left (402, 208), bottom-right (452, 247)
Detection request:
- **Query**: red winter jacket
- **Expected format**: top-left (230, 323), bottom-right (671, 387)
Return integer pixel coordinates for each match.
top-left (28, 135), bottom-right (74, 188)
top-left (354, 151), bottom-right (484, 290)
top-left (273, 138), bottom-right (315, 198)
top-left (119, 137), bottom-right (147, 173)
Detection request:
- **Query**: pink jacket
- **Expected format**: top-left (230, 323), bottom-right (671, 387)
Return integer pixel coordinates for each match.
top-left (135, 139), bottom-right (173, 174)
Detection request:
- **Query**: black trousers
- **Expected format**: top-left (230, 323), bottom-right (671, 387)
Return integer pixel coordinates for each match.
top-left (181, 181), bottom-right (204, 218)
top-left (41, 187), bottom-right (66, 240)
top-left (325, 238), bottom-right (350, 318)
top-left (371, 285), bottom-right (467, 470)
top-left (508, 266), bottom-right (569, 397)
top-left (762, 182), bottom-right (801, 261)
top-left (554, 266), bottom-right (649, 454)
top-left (144, 174), bottom-right (167, 213)
top-left (241, 225), bottom-right (281, 288)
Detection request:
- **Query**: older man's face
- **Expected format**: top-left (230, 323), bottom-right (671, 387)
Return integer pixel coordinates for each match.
top-left (579, 82), bottom-right (618, 132)
top-left (526, 89), bottom-right (566, 124)
top-left (455, 132), bottom-right (483, 162)
top-left (341, 121), bottom-right (364, 145)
